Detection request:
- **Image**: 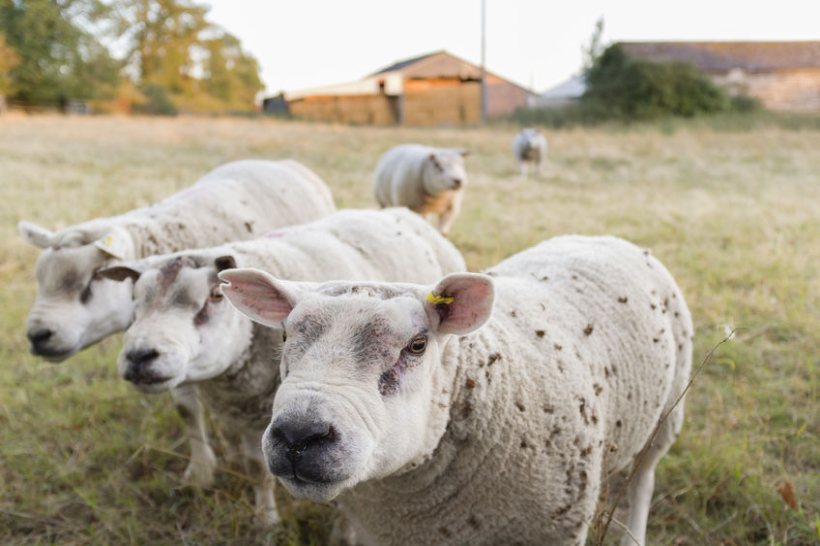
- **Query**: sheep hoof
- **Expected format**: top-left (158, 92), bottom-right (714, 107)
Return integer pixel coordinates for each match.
top-left (257, 506), bottom-right (281, 526)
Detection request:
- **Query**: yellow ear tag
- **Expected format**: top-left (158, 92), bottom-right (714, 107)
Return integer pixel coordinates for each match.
top-left (426, 292), bottom-right (454, 305)
top-left (102, 235), bottom-right (114, 248)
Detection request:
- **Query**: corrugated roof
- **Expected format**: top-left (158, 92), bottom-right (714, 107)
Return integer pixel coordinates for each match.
top-left (368, 50), bottom-right (531, 93)
top-left (369, 51), bottom-right (441, 76)
top-left (619, 41), bottom-right (820, 73)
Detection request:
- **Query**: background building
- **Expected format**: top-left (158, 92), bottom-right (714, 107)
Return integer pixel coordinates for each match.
top-left (283, 50), bottom-right (533, 126)
top-left (620, 41), bottom-right (820, 111)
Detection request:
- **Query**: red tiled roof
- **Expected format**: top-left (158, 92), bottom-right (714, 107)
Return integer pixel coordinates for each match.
top-left (619, 41), bottom-right (820, 73)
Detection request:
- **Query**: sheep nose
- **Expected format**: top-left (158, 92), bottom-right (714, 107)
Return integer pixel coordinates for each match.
top-left (123, 348), bottom-right (160, 382)
top-left (126, 348), bottom-right (159, 366)
top-left (270, 419), bottom-right (337, 462)
top-left (27, 328), bottom-right (54, 345)
top-left (452, 178), bottom-right (463, 189)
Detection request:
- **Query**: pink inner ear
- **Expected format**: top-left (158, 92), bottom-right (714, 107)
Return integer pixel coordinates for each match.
top-left (431, 275), bottom-right (495, 335)
top-left (223, 275), bottom-right (292, 323)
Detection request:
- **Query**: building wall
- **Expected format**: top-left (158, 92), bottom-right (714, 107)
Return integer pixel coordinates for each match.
top-left (486, 75), bottom-right (531, 117)
top-left (403, 78), bottom-right (480, 126)
top-left (289, 75), bottom-right (532, 125)
top-left (712, 68), bottom-right (820, 112)
top-left (288, 94), bottom-right (397, 125)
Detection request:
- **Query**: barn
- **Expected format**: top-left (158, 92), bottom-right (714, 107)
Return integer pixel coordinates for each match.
top-left (620, 41), bottom-right (820, 112)
top-left (284, 50), bottom-right (533, 126)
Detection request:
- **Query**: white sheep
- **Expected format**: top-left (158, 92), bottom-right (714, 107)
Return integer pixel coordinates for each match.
top-left (97, 208), bottom-right (466, 524)
top-left (373, 144), bottom-right (470, 236)
top-left (17, 159), bottom-right (336, 488)
top-left (220, 235), bottom-right (693, 545)
top-left (513, 127), bottom-right (548, 176)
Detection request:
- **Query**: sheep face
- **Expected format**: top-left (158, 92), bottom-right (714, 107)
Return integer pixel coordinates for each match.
top-left (102, 255), bottom-right (246, 393)
top-left (20, 224), bottom-right (135, 361)
top-left (220, 270), bottom-right (494, 503)
top-left (423, 150), bottom-right (469, 194)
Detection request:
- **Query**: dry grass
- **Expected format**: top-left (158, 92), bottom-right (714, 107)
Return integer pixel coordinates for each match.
top-left (0, 114), bottom-right (817, 545)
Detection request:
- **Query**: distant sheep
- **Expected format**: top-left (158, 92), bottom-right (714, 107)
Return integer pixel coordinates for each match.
top-left (18, 159), bottom-right (335, 487)
top-left (98, 208), bottom-right (465, 524)
top-left (373, 144), bottom-right (470, 235)
top-left (222, 235), bottom-right (692, 546)
top-left (513, 128), bottom-right (548, 176)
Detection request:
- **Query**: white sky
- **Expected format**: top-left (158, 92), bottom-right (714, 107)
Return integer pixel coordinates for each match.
top-left (206, 0), bottom-right (819, 95)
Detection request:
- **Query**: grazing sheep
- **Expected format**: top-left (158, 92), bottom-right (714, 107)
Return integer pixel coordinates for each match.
top-left (513, 127), bottom-right (548, 176)
top-left (373, 144), bottom-right (470, 236)
top-left (221, 235), bottom-right (692, 545)
top-left (18, 159), bottom-right (335, 487)
top-left (97, 208), bottom-right (466, 524)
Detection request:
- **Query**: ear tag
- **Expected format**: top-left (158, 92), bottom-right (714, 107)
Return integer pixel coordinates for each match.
top-left (426, 292), bottom-right (454, 305)
top-left (94, 232), bottom-right (127, 260)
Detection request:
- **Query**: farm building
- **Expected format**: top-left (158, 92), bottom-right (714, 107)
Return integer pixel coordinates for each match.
top-left (620, 41), bottom-right (820, 112)
top-left (534, 75), bottom-right (587, 108)
top-left (283, 50), bottom-right (533, 126)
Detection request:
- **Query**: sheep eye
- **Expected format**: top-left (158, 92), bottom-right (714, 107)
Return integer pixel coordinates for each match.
top-left (281, 331), bottom-right (287, 342)
top-left (79, 282), bottom-right (93, 304)
top-left (209, 287), bottom-right (223, 302)
top-left (406, 335), bottom-right (427, 355)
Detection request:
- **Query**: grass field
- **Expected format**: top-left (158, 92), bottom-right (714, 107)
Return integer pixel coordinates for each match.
top-left (0, 115), bottom-right (817, 545)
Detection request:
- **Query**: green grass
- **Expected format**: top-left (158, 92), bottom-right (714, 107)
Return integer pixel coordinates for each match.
top-left (0, 115), bottom-right (817, 545)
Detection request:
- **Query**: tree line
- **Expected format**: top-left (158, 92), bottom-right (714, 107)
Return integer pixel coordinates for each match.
top-left (0, 0), bottom-right (264, 114)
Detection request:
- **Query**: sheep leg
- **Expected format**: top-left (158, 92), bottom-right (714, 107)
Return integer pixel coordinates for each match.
top-left (520, 161), bottom-right (528, 177)
top-left (170, 384), bottom-right (217, 487)
top-left (437, 190), bottom-right (463, 236)
top-left (241, 431), bottom-right (280, 525)
top-left (329, 512), bottom-right (361, 545)
top-left (621, 404), bottom-right (683, 546)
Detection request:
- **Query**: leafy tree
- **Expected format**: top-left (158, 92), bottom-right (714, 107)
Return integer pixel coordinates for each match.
top-left (0, 0), bottom-right (120, 105)
top-left (202, 31), bottom-right (263, 107)
top-left (0, 33), bottom-right (19, 98)
top-left (112, 0), bottom-right (208, 92)
top-left (111, 0), bottom-right (263, 112)
top-left (582, 44), bottom-right (729, 119)
top-left (581, 17), bottom-right (605, 74)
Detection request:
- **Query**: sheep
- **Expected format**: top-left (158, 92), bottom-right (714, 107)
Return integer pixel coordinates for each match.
top-left (513, 127), bottom-right (548, 176)
top-left (373, 144), bottom-right (470, 236)
top-left (18, 159), bottom-right (336, 488)
top-left (220, 235), bottom-right (693, 546)
top-left (96, 208), bottom-right (466, 524)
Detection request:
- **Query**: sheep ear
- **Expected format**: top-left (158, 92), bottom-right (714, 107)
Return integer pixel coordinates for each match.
top-left (428, 153), bottom-right (442, 169)
top-left (424, 273), bottom-right (495, 335)
top-left (18, 221), bottom-right (56, 248)
top-left (93, 228), bottom-right (131, 260)
top-left (219, 268), bottom-right (300, 328)
top-left (96, 263), bottom-right (144, 283)
top-left (456, 148), bottom-right (471, 157)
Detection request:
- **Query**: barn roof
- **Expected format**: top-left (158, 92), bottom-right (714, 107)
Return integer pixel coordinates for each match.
top-left (619, 41), bottom-right (820, 73)
top-left (369, 50), bottom-right (530, 91)
top-left (369, 51), bottom-right (439, 76)
top-left (284, 50), bottom-right (532, 101)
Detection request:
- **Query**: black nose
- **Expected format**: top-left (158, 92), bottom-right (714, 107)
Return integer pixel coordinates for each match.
top-left (266, 417), bottom-right (339, 483)
top-left (452, 178), bottom-right (463, 189)
top-left (273, 420), bottom-right (336, 459)
top-left (28, 328), bottom-right (54, 345)
top-left (123, 348), bottom-right (161, 383)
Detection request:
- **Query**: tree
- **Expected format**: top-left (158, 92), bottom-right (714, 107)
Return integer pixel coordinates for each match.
top-left (111, 0), bottom-right (263, 112)
top-left (202, 31), bottom-right (263, 107)
top-left (581, 17), bottom-right (605, 75)
top-left (0, 33), bottom-right (20, 99)
top-left (0, 0), bottom-right (120, 105)
top-left (582, 44), bottom-right (729, 119)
